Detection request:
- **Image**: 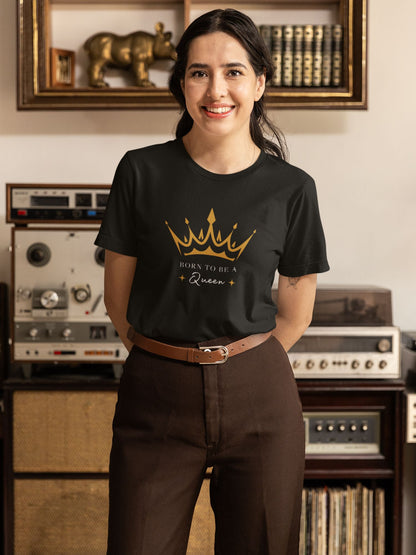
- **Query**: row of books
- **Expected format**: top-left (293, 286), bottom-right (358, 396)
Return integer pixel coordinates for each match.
top-left (299, 483), bottom-right (385, 555)
top-left (259, 24), bottom-right (343, 88)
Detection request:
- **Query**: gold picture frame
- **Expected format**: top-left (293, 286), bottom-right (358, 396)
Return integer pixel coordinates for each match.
top-left (50, 48), bottom-right (75, 88)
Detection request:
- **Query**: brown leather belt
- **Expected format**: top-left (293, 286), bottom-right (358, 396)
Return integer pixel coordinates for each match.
top-left (127, 326), bottom-right (272, 365)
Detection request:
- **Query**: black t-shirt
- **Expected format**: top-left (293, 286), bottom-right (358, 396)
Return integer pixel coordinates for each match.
top-left (95, 139), bottom-right (329, 341)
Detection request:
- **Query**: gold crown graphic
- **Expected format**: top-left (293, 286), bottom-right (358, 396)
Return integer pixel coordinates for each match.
top-left (165, 208), bottom-right (256, 261)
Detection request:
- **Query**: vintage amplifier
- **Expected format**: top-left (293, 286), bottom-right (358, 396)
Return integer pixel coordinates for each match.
top-left (304, 410), bottom-right (380, 454)
top-left (289, 326), bottom-right (400, 379)
top-left (277, 286), bottom-right (400, 379)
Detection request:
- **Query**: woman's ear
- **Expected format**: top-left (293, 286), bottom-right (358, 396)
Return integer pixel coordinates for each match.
top-left (255, 71), bottom-right (266, 101)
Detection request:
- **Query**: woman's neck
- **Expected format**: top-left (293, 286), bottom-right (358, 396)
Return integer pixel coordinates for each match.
top-left (182, 130), bottom-right (260, 175)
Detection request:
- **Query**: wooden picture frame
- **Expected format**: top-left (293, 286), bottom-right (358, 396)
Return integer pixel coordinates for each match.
top-left (50, 48), bottom-right (75, 88)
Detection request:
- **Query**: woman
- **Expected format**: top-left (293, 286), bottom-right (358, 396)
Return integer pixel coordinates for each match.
top-left (95, 8), bottom-right (329, 554)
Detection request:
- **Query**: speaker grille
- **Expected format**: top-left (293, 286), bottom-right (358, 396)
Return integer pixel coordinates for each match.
top-left (14, 479), bottom-right (108, 554)
top-left (187, 478), bottom-right (215, 554)
top-left (13, 391), bottom-right (117, 472)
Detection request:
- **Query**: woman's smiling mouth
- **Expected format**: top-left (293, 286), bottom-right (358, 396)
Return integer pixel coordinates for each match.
top-left (202, 105), bottom-right (235, 117)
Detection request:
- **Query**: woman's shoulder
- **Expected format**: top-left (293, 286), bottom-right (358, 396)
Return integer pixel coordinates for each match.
top-left (262, 152), bottom-right (316, 199)
top-left (124, 139), bottom-right (181, 164)
top-left (264, 152), bottom-right (314, 184)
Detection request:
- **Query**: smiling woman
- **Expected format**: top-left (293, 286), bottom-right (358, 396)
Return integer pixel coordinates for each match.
top-left (169, 8), bottom-right (288, 164)
top-left (180, 31), bottom-right (265, 152)
top-left (95, 8), bottom-right (329, 555)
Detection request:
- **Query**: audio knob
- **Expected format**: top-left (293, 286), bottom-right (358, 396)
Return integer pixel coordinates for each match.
top-left (379, 360), bottom-right (387, 369)
top-left (72, 284), bottom-right (91, 303)
top-left (361, 423), bottom-right (369, 432)
top-left (29, 327), bottom-right (39, 338)
top-left (95, 247), bottom-right (105, 267)
top-left (327, 424), bottom-right (335, 432)
top-left (338, 424), bottom-right (346, 432)
top-left (292, 360), bottom-right (301, 369)
top-left (350, 424), bottom-right (357, 432)
top-left (320, 360), bottom-right (328, 369)
top-left (365, 360), bottom-right (374, 369)
top-left (377, 338), bottom-right (391, 353)
top-left (40, 290), bottom-right (59, 309)
top-left (306, 360), bottom-right (315, 369)
top-left (351, 360), bottom-right (360, 369)
top-left (26, 243), bottom-right (51, 267)
top-left (62, 328), bottom-right (72, 339)
top-left (315, 424), bottom-right (323, 432)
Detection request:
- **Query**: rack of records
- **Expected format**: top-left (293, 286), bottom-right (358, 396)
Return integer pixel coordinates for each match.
top-left (260, 24), bottom-right (343, 88)
top-left (299, 483), bottom-right (385, 555)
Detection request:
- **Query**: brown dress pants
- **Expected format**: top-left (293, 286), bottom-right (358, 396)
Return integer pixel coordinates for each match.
top-left (107, 335), bottom-right (305, 555)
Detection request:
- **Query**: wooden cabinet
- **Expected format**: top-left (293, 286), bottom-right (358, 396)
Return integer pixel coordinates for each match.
top-left (17, 0), bottom-right (367, 110)
top-left (3, 379), bottom-right (404, 554)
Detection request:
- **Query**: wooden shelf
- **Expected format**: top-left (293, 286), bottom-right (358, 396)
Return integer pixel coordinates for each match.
top-left (17, 0), bottom-right (367, 109)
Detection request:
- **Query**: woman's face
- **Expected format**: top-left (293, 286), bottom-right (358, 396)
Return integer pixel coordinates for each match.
top-left (181, 31), bottom-right (265, 140)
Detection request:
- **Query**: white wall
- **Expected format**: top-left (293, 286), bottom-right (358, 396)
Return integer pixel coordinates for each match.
top-left (1, 0), bottom-right (416, 551)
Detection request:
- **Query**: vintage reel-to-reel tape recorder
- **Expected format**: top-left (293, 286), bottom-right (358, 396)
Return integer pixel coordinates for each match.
top-left (7, 184), bottom-right (129, 378)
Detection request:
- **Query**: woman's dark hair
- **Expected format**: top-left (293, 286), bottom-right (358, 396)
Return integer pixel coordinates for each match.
top-left (169, 9), bottom-right (288, 160)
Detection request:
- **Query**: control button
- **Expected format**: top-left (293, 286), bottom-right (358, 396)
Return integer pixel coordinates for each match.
top-left (327, 424), bottom-right (335, 432)
top-left (62, 328), bottom-right (72, 338)
top-left (338, 424), bottom-right (346, 432)
top-left (351, 360), bottom-right (360, 369)
top-left (365, 360), bottom-right (374, 369)
top-left (361, 423), bottom-right (369, 432)
top-left (350, 424), bottom-right (357, 432)
top-left (315, 424), bottom-right (323, 432)
top-left (292, 360), bottom-right (301, 369)
top-left (320, 360), bottom-right (328, 369)
top-left (379, 360), bottom-right (387, 369)
top-left (306, 360), bottom-right (314, 369)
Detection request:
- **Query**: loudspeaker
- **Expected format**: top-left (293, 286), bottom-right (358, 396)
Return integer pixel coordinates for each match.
top-left (12, 390), bottom-right (116, 472)
top-left (7, 389), bottom-right (215, 554)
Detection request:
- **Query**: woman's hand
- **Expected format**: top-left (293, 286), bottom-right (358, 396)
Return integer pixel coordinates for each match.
top-left (272, 274), bottom-right (317, 352)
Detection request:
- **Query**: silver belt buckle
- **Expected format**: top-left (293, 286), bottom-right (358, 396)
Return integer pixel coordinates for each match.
top-left (199, 345), bottom-right (229, 364)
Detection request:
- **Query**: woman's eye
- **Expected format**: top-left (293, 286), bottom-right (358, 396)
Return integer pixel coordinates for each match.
top-left (228, 69), bottom-right (242, 77)
top-left (190, 70), bottom-right (207, 78)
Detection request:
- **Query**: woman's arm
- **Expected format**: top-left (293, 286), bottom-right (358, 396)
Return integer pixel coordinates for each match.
top-left (104, 249), bottom-right (138, 352)
top-left (271, 273), bottom-right (317, 352)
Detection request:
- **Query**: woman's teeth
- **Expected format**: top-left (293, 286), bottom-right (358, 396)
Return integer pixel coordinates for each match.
top-left (205, 106), bottom-right (232, 114)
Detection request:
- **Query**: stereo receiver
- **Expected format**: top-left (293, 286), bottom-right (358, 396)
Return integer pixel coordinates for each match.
top-left (289, 326), bottom-right (400, 379)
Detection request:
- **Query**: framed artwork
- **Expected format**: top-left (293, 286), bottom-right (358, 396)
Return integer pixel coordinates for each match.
top-left (50, 48), bottom-right (75, 88)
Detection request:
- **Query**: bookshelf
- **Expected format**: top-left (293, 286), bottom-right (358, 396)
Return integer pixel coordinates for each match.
top-left (17, 0), bottom-right (367, 109)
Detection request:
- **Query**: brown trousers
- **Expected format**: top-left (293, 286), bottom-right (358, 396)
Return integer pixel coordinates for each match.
top-left (107, 335), bottom-right (305, 555)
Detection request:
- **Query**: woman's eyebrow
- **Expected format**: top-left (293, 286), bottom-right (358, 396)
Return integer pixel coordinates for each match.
top-left (187, 62), bottom-right (248, 70)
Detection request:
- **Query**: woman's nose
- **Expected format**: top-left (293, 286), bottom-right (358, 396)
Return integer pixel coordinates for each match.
top-left (207, 74), bottom-right (227, 99)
